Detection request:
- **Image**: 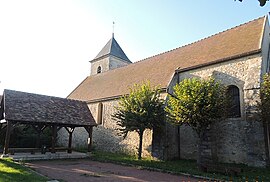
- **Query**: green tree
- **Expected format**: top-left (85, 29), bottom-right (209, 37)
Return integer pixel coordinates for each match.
top-left (259, 73), bottom-right (270, 166)
top-left (112, 81), bottom-right (165, 160)
top-left (165, 78), bottom-right (227, 169)
top-left (237, 0), bottom-right (268, 6)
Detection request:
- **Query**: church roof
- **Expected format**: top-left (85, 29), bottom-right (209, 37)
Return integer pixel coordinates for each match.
top-left (92, 34), bottom-right (131, 63)
top-left (68, 16), bottom-right (267, 102)
top-left (0, 89), bottom-right (96, 126)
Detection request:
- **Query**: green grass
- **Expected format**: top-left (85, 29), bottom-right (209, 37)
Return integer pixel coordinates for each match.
top-left (90, 150), bottom-right (270, 181)
top-left (0, 158), bottom-right (48, 182)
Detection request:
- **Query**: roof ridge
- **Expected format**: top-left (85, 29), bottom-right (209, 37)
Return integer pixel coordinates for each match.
top-left (89, 16), bottom-right (265, 76)
top-left (108, 37), bottom-right (113, 55)
top-left (4, 89), bottom-right (85, 103)
top-left (136, 16), bottom-right (265, 64)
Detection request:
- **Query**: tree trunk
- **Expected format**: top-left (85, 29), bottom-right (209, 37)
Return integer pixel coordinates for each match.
top-left (197, 132), bottom-right (205, 171)
top-left (138, 129), bottom-right (144, 160)
top-left (197, 128), bottom-right (212, 171)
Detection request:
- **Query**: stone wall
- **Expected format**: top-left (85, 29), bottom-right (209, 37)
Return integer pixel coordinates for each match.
top-left (90, 57), bottom-right (110, 76)
top-left (59, 53), bottom-right (268, 166)
top-left (109, 56), bottom-right (130, 70)
top-left (90, 56), bottom-right (130, 76)
top-left (164, 54), bottom-right (267, 166)
top-left (58, 99), bottom-right (153, 157)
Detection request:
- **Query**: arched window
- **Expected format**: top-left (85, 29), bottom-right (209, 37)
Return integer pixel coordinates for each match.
top-left (97, 66), bottom-right (102, 74)
top-left (97, 102), bottom-right (103, 124)
top-left (227, 85), bottom-right (241, 118)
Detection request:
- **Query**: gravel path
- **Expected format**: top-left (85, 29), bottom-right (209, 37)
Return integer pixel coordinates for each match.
top-left (27, 159), bottom-right (203, 182)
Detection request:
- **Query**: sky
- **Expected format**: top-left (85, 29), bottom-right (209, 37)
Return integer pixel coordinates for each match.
top-left (0, 0), bottom-right (269, 98)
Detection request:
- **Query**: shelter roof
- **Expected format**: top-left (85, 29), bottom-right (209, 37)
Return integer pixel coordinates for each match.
top-left (68, 16), bottom-right (266, 102)
top-left (0, 89), bottom-right (96, 126)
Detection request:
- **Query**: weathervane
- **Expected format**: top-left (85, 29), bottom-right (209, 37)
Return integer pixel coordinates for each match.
top-left (112, 21), bottom-right (115, 38)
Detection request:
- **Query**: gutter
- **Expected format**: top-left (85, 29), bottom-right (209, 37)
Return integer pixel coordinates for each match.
top-left (86, 88), bottom-right (167, 104)
top-left (176, 49), bottom-right (261, 73)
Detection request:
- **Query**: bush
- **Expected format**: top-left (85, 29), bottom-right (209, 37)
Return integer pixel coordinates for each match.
top-left (0, 124), bottom-right (52, 148)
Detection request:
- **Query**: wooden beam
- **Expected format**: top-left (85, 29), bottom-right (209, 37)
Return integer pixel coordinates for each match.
top-left (64, 127), bottom-right (75, 153)
top-left (84, 126), bottom-right (93, 152)
top-left (3, 121), bottom-right (12, 155)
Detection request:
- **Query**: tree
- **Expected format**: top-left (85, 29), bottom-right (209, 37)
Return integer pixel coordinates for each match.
top-left (259, 73), bottom-right (270, 165)
top-left (237, 0), bottom-right (268, 6)
top-left (112, 81), bottom-right (165, 159)
top-left (165, 78), bottom-right (227, 169)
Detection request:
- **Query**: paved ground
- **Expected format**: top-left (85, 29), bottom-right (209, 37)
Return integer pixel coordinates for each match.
top-left (26, 159), bottom-right (204, 182)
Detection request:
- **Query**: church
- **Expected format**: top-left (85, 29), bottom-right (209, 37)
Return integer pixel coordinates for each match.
top-left (58, 15), bottom-right (270, 167)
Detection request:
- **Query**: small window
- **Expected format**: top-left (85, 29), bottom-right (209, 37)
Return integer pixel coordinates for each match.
top-left (227, 85), bottom-right (241, 118)
top-left (97, 102), bottom-right (103, 124)
top-left (97, 66), bottom-right (102, 74)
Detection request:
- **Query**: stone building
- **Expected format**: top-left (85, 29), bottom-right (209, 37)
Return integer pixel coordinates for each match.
top-left (58, 16), bottom-right (270, 167)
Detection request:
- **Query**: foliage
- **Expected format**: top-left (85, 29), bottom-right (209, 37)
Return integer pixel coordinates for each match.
top-left (258, 73), bottom-right (270, 165)
top-left (237, 0), bottom-right (268, 6)
top-left (0, 125), bottom-right (52, 148)
top-left (112, 81), bottom-right (165, 159)
top-left (91, 150), bottom-right (270, 181)
top-left (0, 158), bottom-right (48, 182)
top-left (165, 77), bottom-right (227, 135)
top-left (259, 73), bottom-right (270, 123)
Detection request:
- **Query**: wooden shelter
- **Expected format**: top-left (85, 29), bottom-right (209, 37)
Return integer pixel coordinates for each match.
top-left (0, 89), bottom-right (97, 155)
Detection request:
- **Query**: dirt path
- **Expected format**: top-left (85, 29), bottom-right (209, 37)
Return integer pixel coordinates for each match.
top-left (27, 159), bottom-right (204, 182)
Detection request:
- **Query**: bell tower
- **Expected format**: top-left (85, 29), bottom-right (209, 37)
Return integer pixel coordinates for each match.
top-left (90, 34), bottom-right (131, 76)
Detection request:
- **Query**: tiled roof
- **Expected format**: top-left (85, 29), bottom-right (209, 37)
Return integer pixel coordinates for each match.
top-left (0, 89), bottom-right (96, 126)
top-left (68, 16), bottom-right (266, 102)
top-left (92, 35), bottom-right (131, 63)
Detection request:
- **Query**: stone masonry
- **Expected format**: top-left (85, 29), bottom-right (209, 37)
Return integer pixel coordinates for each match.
top-left (58, 99), bottom-right (153, 157)
top-left (163, 53), bottom-right (266, 167)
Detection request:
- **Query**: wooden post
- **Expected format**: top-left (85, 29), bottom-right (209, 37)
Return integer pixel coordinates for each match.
top-left (84, 126), bottom-right (93, 152)
top-left (32, 125), bottom-right (43, 148)
top-left (51, 125), bottom-right (57, 153)
top-left (65, 127), bottom-right (75, 153)
top-left (3, 121), bottom-right (12, 155)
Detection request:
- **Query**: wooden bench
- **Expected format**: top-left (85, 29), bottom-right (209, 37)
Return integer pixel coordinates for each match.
top-left (48, 147), bottom-right (71, 153)
top-left (203, 164), bottom-right (242, 176)
top-left (9, 148), bottom-right (41, 155)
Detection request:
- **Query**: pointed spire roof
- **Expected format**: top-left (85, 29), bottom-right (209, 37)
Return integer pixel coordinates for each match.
top-left (91, 34), bottom-right (131, 63)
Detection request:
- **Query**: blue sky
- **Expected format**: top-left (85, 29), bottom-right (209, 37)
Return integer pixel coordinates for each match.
top-left (0, 0), bottom-right (269, 97)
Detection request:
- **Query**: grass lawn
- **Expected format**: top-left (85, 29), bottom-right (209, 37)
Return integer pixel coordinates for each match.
top-left (90, 150), bottom-right (270, 181)
top-left (0, 158), bottom-right (48, 182)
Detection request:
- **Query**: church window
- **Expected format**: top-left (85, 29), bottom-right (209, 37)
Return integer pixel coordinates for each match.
top-left (97, 66), bottom-right (102, 74)
top-left (227, 85), bottom-right (241, 118)
top-left (97, 102), bottom-right (103, 124)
